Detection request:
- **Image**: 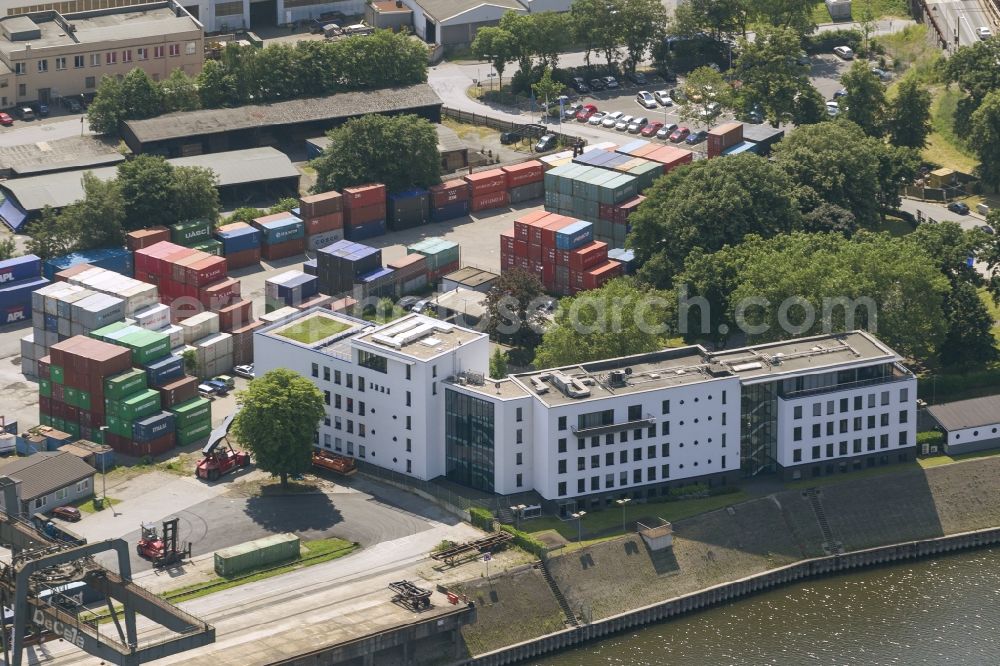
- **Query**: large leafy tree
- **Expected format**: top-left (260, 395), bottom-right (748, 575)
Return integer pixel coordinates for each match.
top-left (472, 27), bottom-right (518, 90)
top-left (571, 0), bottom-right (620, 68)
top-left (968, 90), bottom-right (1000, 189)
top-left (196, 59), bottom-right (238, 108)
top-left (678, 66), bottom-right (732, 127)
top-left (171, 166), bottom-right (221, 224)
top-left (753, 0), bottom-right (815, 35)
top-left (619, 0), bottom-right (668, 74)
top-left (944, 38), bottom-right (1000, 105)
top-left (628, 153), bottom-right (801, 288)
top-left (735, 26), bottom-right (812, 127)
top-left (534, 278), bottom-right (676, 368)
top-left (840, 60), bottom-right (886, 136)
top-left (672, 0), bottom-right (750, 41)
top-left (60, 173), bottom-right (126, 250)
top-left (232, 368), bottom-right (325, 489)
top-left (530, 12), bottom-right (572, 70)
top-left (117, 156), bottom-right (177, 231)
top-left (793, 84), bottom-right (827, 125)
top-left (86, 76), bottom-right (125, 135)
top-left (161, 68), bottom-right (202, 113)
top-left (885, 77), bottom-right (931, 148)
top-left (312, 114), bottom-right (440, 193)
top-left (25, 207), bottom-right (76, 260)
top-left (484, 268), bottom-right (546, 349)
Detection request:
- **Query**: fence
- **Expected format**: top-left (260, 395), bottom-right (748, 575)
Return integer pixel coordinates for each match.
top-left (442, 107), bottom-right (584, 152)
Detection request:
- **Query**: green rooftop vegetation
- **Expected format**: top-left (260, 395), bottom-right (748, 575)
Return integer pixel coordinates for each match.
top-left (276, 315), bottom-right (351, 344)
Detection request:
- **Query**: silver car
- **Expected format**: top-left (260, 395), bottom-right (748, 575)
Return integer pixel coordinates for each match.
top-left (588, 111), bottom-right (607, 125)
top-left (636, 91), bottom-right (657, 109)
top-left (602, 76), bottom-right (620, 89)
top-left (655, 123), bottom-right (678, 139)
top-left (601, 111), bottom-right (624, 128)
top-left (654, 90), bottom-right (672, 106)
top-left (614, 114), bottom-right (634, 131)
top-left (627, 116), bottom-right (649, 133)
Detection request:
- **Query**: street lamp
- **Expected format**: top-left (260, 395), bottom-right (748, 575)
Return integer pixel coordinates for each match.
top-left (571, 511), bottom-right (587, 542)
top-left (615, 497), bottom-right (631, 533)
top-left (510, 504), bottom-right (527, 529)
top-left (98, 426), bottom-right (115, 516)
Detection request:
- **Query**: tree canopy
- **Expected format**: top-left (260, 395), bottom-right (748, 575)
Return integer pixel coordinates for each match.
top-left (232, 368), bottom-right (325, 488)
top-left (885, 77), bottom-right (931, 149)
top-left (840, 60), bottom-right (886, 136)
top-left (484, 268), bottom-right (546, 349)
top-left (678, 66), bottom-right (733, 127)
top-left (117, 156), bottom-right (219, 231)
top-left (734, 26), bottom-right (813, 127)
top-left (969, 90), bottom-right (1000, 190)
top-left (311, 114), bottom-right (441, 193)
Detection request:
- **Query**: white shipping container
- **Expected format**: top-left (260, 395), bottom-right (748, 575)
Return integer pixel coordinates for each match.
top-left (57, 317), bottom-right (71, 337)
top-left (134, 303), bottom-right (171, 330)
top-left (20, 333), bottom-right (35, 361)
top-left (260, 306), bottom-right (299, 323)
top-left (307, 229), bottom-right (344, 251)
top-left (31, 310), bottom-right (44, 329)
top-left (55, 287), bottom-right (91, 319)
top-left (159, 324), bottom-right (184, 350)
top-left (119, 283), bottom-right (159, 315)
top-left (33, 343), bottom-right (45, 361)
top-left (72, 293), bottom-right (125, 329)
top-left (21, 357), bottom-right (37, 377)
top-left (70, 322), bottom-right (85, 337)
top-left (40, 330), bottom-right (59, 348)
top-left (181, 312), bottom-right (220, 344)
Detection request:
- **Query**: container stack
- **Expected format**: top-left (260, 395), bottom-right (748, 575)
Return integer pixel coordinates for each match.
top-left (126, 227), bottom-right (171, 252)
top-left (503, 211), bottom-right (622, 295)
top-left (2, 255), bottom-right (48, 371)
top-left (299, 191), bottom-right (345, 250)
top-left (214, 222), bottom-right (262, 270)
top-left (218, 299), bottom-right (254, 333)
top-left (608, 248), bottom-right (636, 274)
top-left (387, 189), bottom-right (430, 231)
top-left (342, 184), bottom-right (387, 241)
top-left (543, 164), bottom-right (642, 245)
top-left (26, 282), bottom-right (125, 371)
top-left (357, 267), bottom-right (397, 299)
top-left (429, 179), bottom-right (470, 222)
top-left (170, 219), bottom-right (220, 256)
top-left (230, 320), bottom-right (263, 366)
top-left (43, 248), bottom-right (133, 280)
top-left (133, 242), bottom-right (233, 320)
top-left (252, 212), bottom-right (307, 261)
top-left (598, 195), bottom-right (646, 248)
top-left (615, 141), bottom-right (693, 172)
top-left (265, 270), bottom-right (319, 312)
top-left (502, 160), bottom-right (545, 204)
top-left (59, 266), bottom-right (159, 316)
top-left (316, 240), bottom-right (382, 296)
top-left (191, 332), bottom-right (234, 380)
top-left (572, 149), bottom-right (665, 192)
top-left (169, 396), bottom-right (213, 446)
top-left (406, 238), bottom-right (460, 285)
top-left (465, 169), bottom-right (509, 213)
top-left (707, 122), bottom-right (744, 159)
top-left (387, 254), bottom-right (428, 295)
top-left (180, 312), bottom-right (219, 345)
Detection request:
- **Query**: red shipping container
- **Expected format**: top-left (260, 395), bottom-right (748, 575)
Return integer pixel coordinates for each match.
top-left (226, 247), bottom-right (261, 271)
top-left (187, 256), bottom-right (228, 288)
top-left (135, 240), bottom-right (184, 277)
top-left (54, 263), bottom-right (94, 283)
top-left (342, 183), bottom-right (387, 209)
top-left (171, 250), bottom-right (203, 284)
top-left (386, 254), bottom-right (426, 280)
top-left (52, 383), bottom-right (65, 402)
top-left (613, 196), bottom-right (646, 225)
top-left (344, 202), bottom-right (385, 226)
top-left (38, 356), bottom-right (50, 380)
top-left (470, 190), bottom-right (509, 213)
top-left (514, 238), bottom-right (529, 258)
top-left (138, 432), bottom-right (177, 457)
top-left (199, 277), bottom-right (241, 309)
top-left (629, 143), bottom-right (660, 158)
top-left (598, 203), bottom-right (615, 221)
top-left (583, 260), bottom-right (623, 289)
top-left (500, 229), bottom-right (515, 253)
top-left (516, 257), bottom-right (530, 271)
top-left (569, 241), bottom-right (609, 271)
top-left (104, 431), bottom-right (132, 455)
top-left (513, 210), bottom-right (551, 241)
top-left (157, 376), bottom-right (199, 408)
top-left (126, 227), bottom-right (171, 252)
top-left (464, 169), bottom-right (507, 196)
top-left (644, 146), bottom-right (694, 172)
top-left (501, 255), bottom-right (516, 270)
top-left (262, 237), bottom-right (306, 261)
top-left (219, 299), bottom-right (254, 331)
top-left (542, 262), bottom-right (555, 286)
top-left (541, 217), bottom-right (578, 248)
top-left (502, 161), bottom-right (544, 188)
top-left (430, 179), bottom-right (470, 208)
top-left (305, 212), bottom-right (344, 235)
top-left (300, 190), bottom-right (343, 218)
top-left (65, 405), bottom-right (79, 422)
top-left (528, 243), bottom-right (542, 262)
top-left (39, 396), bottom-right (51, 415)
top-left (543, 246), bottom-right (556, 264)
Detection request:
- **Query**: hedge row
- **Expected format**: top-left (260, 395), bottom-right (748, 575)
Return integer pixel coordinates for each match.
top-left (499, 524), bottom-right (547, 558)
top-left (470, 506), bottom-right (494, 531)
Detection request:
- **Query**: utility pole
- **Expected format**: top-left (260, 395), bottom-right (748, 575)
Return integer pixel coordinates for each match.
top-left (616, 497), bottom-right (631, 534)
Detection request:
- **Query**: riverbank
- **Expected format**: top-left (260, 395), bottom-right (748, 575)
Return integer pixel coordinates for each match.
top-left (449, 456), bottom-right (1000, 662)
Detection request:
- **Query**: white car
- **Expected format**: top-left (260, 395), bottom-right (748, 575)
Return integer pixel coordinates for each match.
top-left (601, 111), bottom-right (624, 128)
top-left (636, 91), bottom-right (657, 109)
top-left (233, 364), bottom-right (255, 379)
top-left (698, 102), bottom-right (720, 118)
top-left (655, 123), bottom-right (678, 139)
top-left (654, 90), bottom-right (672, 106)
top-left (826, 100), bottom-right (839, 117)
top-left (614, 115), bottom-right (634, 131)
top-left (833, 46), bottom-right (854, 60)
top-left (627, 116), bottom-right (649, 133)
top-left (588, 111), bottom-right (607, 125)
top-left (977, 26), bottom-right (992, 39)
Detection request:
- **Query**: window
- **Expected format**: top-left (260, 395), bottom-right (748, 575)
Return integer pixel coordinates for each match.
top-left (628, 404), bottom-right (642, 421)
top-left (606, 452), bottom-right (614, 466)
top-left (662, 464), bottom-right (670, 479)
top-left (122, 50), bottom-right (132, 63)
top-left (334, 370), bottom-right (341, 384)
top-left (591, 436), bottom-right (599, 448)
top-left (358, 445), bottom-right (365, 458)
top-left (322, 366), bottom-right (330, 381)
top-left (169, 43), bottom-right (180, 57)
top-left (558, 416), bottom-right (567, 431)
top-left (577, 457), bottom-right (586, 471)
top-left (826, 422), bottom-right (834, 436)
top-left (323, 390), bottom-right (330, 406)
top-left (619, 471), bottom-right (627, 487)
top-left (406, 415), bottom-right (411, 430)
top-left (812, 445), bottom-right (821, 460)
top-left (793, 427), bottom-right (802, 442)
top-left (634, 428), bottom-right (643, 441)
top-left (793, 448), bottom-right (802, 463)
top-left (17, 83), bottom-right (25, 96)
top-left (407, 460), bottom-right (412, 473)
top-left (794, 405), bottom-right (802, 420)
top-left (812, 424), bottom-right (821, 438)
top-left (34, 497), bottom-right (46, 509)
top-left (619, 450), bottom-right (627, 464)
top-left (648, 426), bottom-right (655, 438)
top-left (334, 394), bottom-right (341, 409)
top-left (405, 391), bottom-right (411, 407)
top-left (405, 365), bottom-right (411, 380)
top-left (619, 430), bottom-right (628, 443)
top-left (347, 441), bottom-right (354, 455)
top-left (839, 419), bottom-right (848, 434)
top-left (867, 436), bottom-right (875, 451)
top-left (359, 402), bottom-right (365, 416)
top-left (647, 466), bottom-right (656, 481)
top-left (577, 438), bottom-right (585, 450)
top-left (899, 388), bottom-right (909, 402)
top-left (648, 445), bottom-right (656, 459)
top-left (606, 473), bottom-right (615, 488)
top-left (661, 421), bottom-right (669, 436)
top-left (347, 420), bottom-right (354, 434)
top-left (516, 473), bottom-right (523, 488)
top-left (633, 469), bottom-right (642, 483)
top-left (577, 479), bottom-right (585, 493)
top-left (516, 429), bottom-right (523, 444)
top-left (839, 441), bottom-right (848, 455)
top-left (880, 434), bottom-right (889, 449)
top-left (868, 393), bottom-right (876, 408)
top-left (323, 433), bottom-right (331, 448)
top-left (867, 415), bottom-right (876, 429)
top-left (827, 400), bottom-right (834, 415)
top-left (14, 63), bottom-right (24, 75)
top-left (839, 398), bottom-right (848, 413)
top-left (406, 438), bottom-right (411, 452)
top-left (605, 434), bottom-right (614, 445)
top-left (55, 487), bottom-right (67, 501)
top-left (721, 455), bottom-right (726, 468)
top-left (154, 45), bottom-right (165, 58)
top-left (55, 57), bottom-right (66, 70)
top-left (432, 365), bottom-right (438, 378)
top-left (346, 398), bottom-right (353, 413)
top-left (516, 452), bottom-right (523, 465)
top-left (346, 374), bottom-right (353, 389)
top-left (578, 410), bottom-right (614, 430)
top-left (74, 55), bottom-right (84, 68)
top-left (186, 41), bottom-right (197, 55)
top-left (826, 443), bottom-right (833, 457)
top-left (312, 363), bottom-right (319, 378)
top-left (899, 431), bottom-right (908, 446)
top-left (335, 416), bottom-right (342, 430)
top-left (881, 391), bottom-right (890, 406)
top-left (516, 407), bottom-right (523, 422)
top-left (591, 476), bottom-right (600, 491)
top-left (661, 442), bottom-right (670, 457)
top-left (853, 439), bottom-right (861, 453)
top-left (722, 391), bottom-right (727, 405)
top-left (662, 399), bottom-right (670, 414)
top-left (91, 53), bottom-right (101, 66)
top-left (813, 403), bottom-right (822, 417)
top-left (633, 447), bottom-right (642, 461)
top-left (558, 438), bottom-right (567, 453)
top-left (359, 351), bottom-right (387, 373)
top-left (899, 410), bottom-right (908, 424)
top-left (137, 47), bottom-right (148, 60)
top-left (854, 416), bottom-right (862, 431)
top-left (591, 455), bottom-right (600, 469)
top-left (558, 459), bottom-right (567, 474)
top-left (106, 52), bottom-right (117, 65)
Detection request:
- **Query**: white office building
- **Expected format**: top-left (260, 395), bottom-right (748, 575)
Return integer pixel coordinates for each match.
top-left (255, 310), bottom-right (917, 513)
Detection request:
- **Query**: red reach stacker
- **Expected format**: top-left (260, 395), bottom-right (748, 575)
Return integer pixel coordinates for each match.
top-left (136, 517), bottom-right (191, 567)
top-left (196, 411), bottom-right (251, 481)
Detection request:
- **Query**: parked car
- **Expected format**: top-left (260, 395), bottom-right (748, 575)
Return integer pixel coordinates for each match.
top-left (499, 131), bottom-right (521, 145)
top-left (977, 224), bottom-right (995, 234)
top-left (31, 102), bottom-right (49, 117)
top-left (625, 71), bottom-right (648, 85)
top-left (563, 102), bottom-right (584, 120)
top-left (17, 107), bottom-right (34, 121)
top-left (833, 46), bottom-right (854, 60)
top-left (641, 121), bottom-right (664, 137)
top-left (871, 67), bottom-right (891, 81)
top-left (833, 88), bottom-right (848, 98)
top-left (0, 113), bottom-right (12, 126)
top-left (204, 379), bottom-right (229, 396)
top-left (947, 201), bottom-right (971, 215)
top-left (670, 88), bottom-right (687, 103)
top-left (588, 111), bottom-right (607, 125)
top-left (589, 78), bottom-right (606, 91)
top-left (410, 299), bottom-right (431, 313)
top-left (655, 123), bottom-right (678, 140)
top-left (636, 90), bottom-right (657, 109)
top-left (535, 133), bottom-right (558, 152)
top-left (685, 129), bottom-right (708, 144)
top-left (614, 114), bottom-right (635, 131)
top-left (576, 103), bottom-right (599, 121)
top-left (698, 102), bottom-right (720, 118)
top-left (602, 76), bottom-right (620, 89)
top-left (601, 111), bottom-right (625, 127)
top-left (51, 506), bottom-right (81, 522)
top-left (197, 383), bottom-right (217, 399)
top-left (977, 26), bottom-right (993, 39)
top-left (826, 101), bottom-right (840, 117)
top-left (669, 126), bottom-right (690, 142)
top-left (571, 77), bottom-right (590, 93)
top-left (627, 116), bottom-right (649, 133)
top-left (212, 375), bottom-right (236, 390)
top-left (653, 90), bottom-right (673, 106)
top-left (63, 96), bottom-right (83, 113)
top-left (233, 364), bottom-right (255, 379)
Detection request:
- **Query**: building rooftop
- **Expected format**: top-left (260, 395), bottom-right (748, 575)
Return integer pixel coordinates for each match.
top-left (927, 395), bottom-right (1000, 432)
top-left (371, 0), bottom-right (413, 12)
top-left (442, 267), bottom-right (497, 289)
top-left (415, 0), bottom-right (526, 22)
top-left (123, 84), bottom-right (442, 144)
top-left (434, 287), bottom-right (488, 320)
top-left (261, 310), bottom-right (369, 359)
top-left (435, 124), bottom-right (466, 154)
top-left (0, 451), bottom-right (94, 502)
top-left (0, 136), bottom-right (125, 177)
top-left (0, 3), bottom-right (200, 56)
top-left (353, 313), bottom-right (486, 361)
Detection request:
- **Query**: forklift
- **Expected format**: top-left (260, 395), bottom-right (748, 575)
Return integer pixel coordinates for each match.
top-left (136, 518), bottom-right (191, 567)
top-left (195, 411), bottom-right (251, 482)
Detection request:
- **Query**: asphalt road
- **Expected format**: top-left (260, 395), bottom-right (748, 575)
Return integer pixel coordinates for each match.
top-left (927, 0), bottom-right (994, 48)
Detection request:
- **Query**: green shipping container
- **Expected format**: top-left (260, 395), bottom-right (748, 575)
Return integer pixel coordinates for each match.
top-left (192, 239), bottom-right (223, 256)
top-left (91, 428), bottom-right (104, 444)
top-left (119, 389), bottom-right (161, 421)
top-left (106, 414), bottom-right (134, 439)
top-left (64, 387), bottom-right (80, 407)
top-left (50, 365), bottom-right (64, 384)
top-left (171, 219), bottom-right (214, 247)
top-left (64, 422), bottom-right (81, 439)
top-left (105, 368), bottom-right (149, 402)
top-left (52, 417), bottom-right (66, 432)
top-left (628, 160), bottom-right (663, 192)
top-left (77, 389), bottom-right (91, 410)
top-left (90, 321), bottom-right (131, 342)
top-left (170, 397), bottom-right (212, 429)
top-left (176, 418), bottom-right (213, 446)
top-left (598, 174), bottom-right (639, 206)
top-left (214, 533), bottom-right (300, 578)
top-left (38, 379), bottom-right (52, 398)
top-left (118, 330), bottom-right (171, 365)
top-left (39, 414), bottom-right (52, 427)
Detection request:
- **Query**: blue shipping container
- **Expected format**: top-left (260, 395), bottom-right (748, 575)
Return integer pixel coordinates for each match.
top-left (345, 220), bottom-right (386, 242)
top-left (303, 259), bottom-right (317, 276)
top-left (145, 354), bottom-right (184, 387)
top-left (216, 226), bottom-right (261, 253)
top-left (617, 140), bottom-right (649, 155)
top-left (260, 218), bottom-right (305, 244)
top-left (133, 411), bottom-right (176, 442)
top-left (359, 267), bottom-right (395, 283)
top-left (0, 276), bottom-right (48, 310)
top-left (555, 220), bottom-right (594, 251)
top-left (278, 274), bottom-right (319, 299)
top-left (0, 255), bottom-right (41, 285)
top-left (1, 302), bottom-right (30, 327)
top-left (431, 200), bottom-right (470, 222)
top-left (43, 249), bottom-right (132, 280)
top-left (44, 314), bottom-right (58, 331)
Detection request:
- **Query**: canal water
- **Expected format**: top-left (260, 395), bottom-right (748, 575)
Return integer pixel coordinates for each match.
top-left (531, 548), bottom-right (1000, 665)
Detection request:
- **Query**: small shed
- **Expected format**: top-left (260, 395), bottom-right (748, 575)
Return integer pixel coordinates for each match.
top-left (926, 394), bottom-right (1000, 455)
top-left (433, 287), bottom-right (488, 325)
top-left (58, 440), bottom-right (115, 470)
top-left (437, 124), bottom-right (469, 172)
top-left (637, 519), bottom-right (673, 550)
top-left (440, 267), bottom-right (498, 294)
top-left (825, 0), bottom-right (852, 20)
top-left (927, 168), bottom-right (957, 189)
top-left (366, 0), bottom-right (415, 32)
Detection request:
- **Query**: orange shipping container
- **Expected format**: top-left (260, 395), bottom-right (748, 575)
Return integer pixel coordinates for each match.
top-left (464, 169), bottom-right (507, 196)
top-left (126, 227), bottom-right (171, 252)
top-left (502, 160), bottom-right (544, 188)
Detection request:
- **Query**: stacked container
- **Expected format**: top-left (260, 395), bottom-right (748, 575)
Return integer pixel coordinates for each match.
top-left (357, 267), bottom-right (397, 299)
top-left (191, 332), bottom-right (234, 379)
top-left (62, 267), bottom-right (159, 316)
top-left (429, 179), bottom-right (470, 222)
top-left (252, 212), bottom-right (307, 261)
top-left (342, 184), bottom-right (387, 241)
top-left (406, 238), bottom-right (460, 285)
top-left (573, 150), bottom-right (667, 192)
top-left (133, 242), bottom-right (233, 319)
top-left (26, 282), bottom-right (125, 369)
top-left (616, 142), bottom-right (693, 172)
top-left (316, 240), bottom-right (382, 296)
top-left (180, 312), bottom-right (220, 345)
top-left (265, 270), bottom-right (319, 312)
top-left (170, 220), bottom-right (216, 248)
top-left (170, 396), bottom-right (213, 445)
top-left (214, 222), bottom-right (262, 270)
top-left (707, 122), bottom-right (744, 158)
top-left (607, 248), bottom-right (636, 274)
top-left (218, 299), bottom-right (254, 333)
top-left (43, 248), bottom-right (133, 280)
top-left (502, 160), bottom-right (545, 204)
top-left (303, 259), bottom-right (317, 277)
top-left (2, 255), bottom-right (49, 373)
top-left (299, 191), bottom-right (345, 250)
top-left (126, 227), bottom-right (171, 252)
top-left (387, 189), bottom-right (431, 231)
top-left (387, 254), bottom-right (428, 295)
top-left (231, 320), bottom-right (263, 366)
top-left (465, 169), bottom-right (509, 213)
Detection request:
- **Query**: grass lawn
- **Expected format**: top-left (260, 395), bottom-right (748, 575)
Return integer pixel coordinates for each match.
top-left (981, 287), bottom-right (1000, 344)
top-left (73, 497), bottom-right (121, 514)
top-left (276, 315), bottom-right (350, 344)
top-left (918, 447), bottom-right (1000, 469)
top-left (925, 87), bottom-right (977, 173)
top-left (527, 491), bottom-right (748, 542)
top-left (443, 116), bottom-right (496, 142)
top-left (811, 0), bottom-right (909, 24)
top-left (874, 214), bottom-right (915, 237)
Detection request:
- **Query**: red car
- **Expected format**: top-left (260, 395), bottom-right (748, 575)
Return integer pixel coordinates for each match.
top-left (0, 113), bottom-right (13, 126)
top-left (641, 121), bottom-right (665, 137)
top-left (51, 506), bottom-right (82, 522)
top-left (669, 126), bottom-right (691, 142)
top-left (576, 104), bottom-right (599, 122)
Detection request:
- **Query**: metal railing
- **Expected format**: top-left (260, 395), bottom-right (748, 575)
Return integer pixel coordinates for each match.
top-left (779, 365), bottom-right (913, 401)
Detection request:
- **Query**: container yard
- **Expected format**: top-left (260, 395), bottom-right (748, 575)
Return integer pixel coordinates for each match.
top-left (215, 222), bottom-right (262, 270)
top-left (253, 212), bottom-right (307, 261)
top-left (265, 270), bottom-right (319, 312)
top-left (316, 240), bottom-right (383, 296)
top-left (407, 238), bottom-right (460, 285)
top-left (42, 248), bottom-right (134, 280)
top-left (1, 255), bottom-right (48, 337)
top-left (343, 183), bottom-right (388, 241)
top-left (387, 189), bottom-right (431, 231)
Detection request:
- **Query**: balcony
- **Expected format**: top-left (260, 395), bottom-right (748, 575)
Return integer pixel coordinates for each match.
top-left (572, 415), bottom-right (656, 436)
top-left (778, 363), bottom-right (913, 401)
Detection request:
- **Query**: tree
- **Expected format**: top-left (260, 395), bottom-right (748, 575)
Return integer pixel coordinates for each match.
top-left (120, 69), bottom-right (164, 120)
top-left (232, 368), bottom-right (325, 489)
top-left (671, 0), bottom-right (750, 41)
top-left (885, 77), bottom-right (931, 148)
top-left (627, 154), bottom-right (801, 288)
top-left (312, 114), bottom-right (440, 193)
top-left (968, 90), bottom-right (1000, 190)
top-left (197, 59), bottom-right (238, 108)
top-left (25, 207), bottom-right (76, 260)
top-left (0, 236), bottom-right (14, 261)
top-left (872, 143), bottom-right (920, 217)
top-left (753, 0), bottom-right (815, 35)
top-left (183, 349), bottom-right (198, 376)
top-left (170, 166), bottom-right (220, 224)
top-left (801, 202), bottom-right (858, 236)
top-left (60, 173), bottom-right (125, 251)
top-left (735, 27), bottom-right (811, 127)
top-left (793, 84), bottom-right (827, 125)
top-left (161, 68), bottom-right (201, 112)
top-left (619, 0), bottom-right (667, 73)
top-left (117, 156), bottom-right (176, 231)
top-left (530, 12), bottom-right (572, 70)
top-left (910, 221), bottom-right (989, 283)
top-left (86, 76), bottom-right (125, 135)
top-left (229, 207), bottom-right (264, 223)
top-left (489, 348), bottom-right (509, 378)
top-left (571, 0), bottom-right (619, 68)
top-left (678, 66), bottom-right (732, 127)
top-left (840, 60), bottom-right (886, 136)
top-left (268, 198), bottom-right (301, 214)
top-left (943, 37), bottom-right (1000, 105)
top-left (939, 280), bottom-right (999, 368)
top-left (534, 278), bottom-right (675, 367)
top-left (483, 268), bottom-right (546, 349)
top-left (471, 26), bottom-right (517, 90)
top-left (499, 13), bottom-right (539, 77)
top-left (532, 68), bottom-right (565, 115)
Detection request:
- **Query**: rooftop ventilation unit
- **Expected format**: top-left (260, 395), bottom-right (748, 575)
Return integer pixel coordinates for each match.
top-left (370, 318), bottom-right (454, 349)
top-left (530, 376), bottom-right (549, 394)
top-left (549, 371), bottom-right (591, 399)
top-left (732, 361), bottom-right (764, 372)
top-left (608, 370), bottom-right (627, 387)
top-left (771, 353), bottom-right (785, 364)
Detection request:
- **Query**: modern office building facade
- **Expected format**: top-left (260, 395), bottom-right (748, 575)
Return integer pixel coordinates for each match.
top-left (256, 310), bottom-right (917, 512)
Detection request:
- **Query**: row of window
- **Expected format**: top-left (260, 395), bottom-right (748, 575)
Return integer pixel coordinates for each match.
top-left (556, 394), bottom-right (727, 432)
top-left (793, 410), bottom-right (908, 441)
top-left (15, 44), bottom-right (192, 75)
top-left (31, 479), bottom-right (89, 509)
top-left (555, 423), bottom-right (727, 452)
top-left (555, 457), bottom-right (726, 497)
top-left (793, 388), bottom-right (909, 420)
top-left (558, 443), bottom-right (676, 474)
top-left (792, 431), bottom-right (909, 463)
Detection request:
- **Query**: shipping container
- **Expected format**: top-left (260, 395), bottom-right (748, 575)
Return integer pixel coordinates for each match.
top-left (145, 354), bottom-right (184, 387)
top-left (215, 222), bottom-right (262, 254)
top-left (0, 255), bottom-right (41, 284)
top-left (176, 416), bottom-right (213, 446)
top-left (106, 388), bottom-right (161, 422)
top-left (302, 258), bottom-right (317, 276)
top-left (344, 202), bottom-right (386, 227)
top-left (387, 189), bottom-right (430, 231)
top-left (304, 212), bottom-right (343, 236)
top-left (192, 239), bottom-right (224, 257)
top-left (104, 368), bottom-right (148, 401)
top-left (214, 533), bottom-right (300, 578)
top-left (508, 180), bottom-right (545, 205)
top-left (180, 312), bottom-right (220, 345)
top-left (299, 191), bottom-right (343, 218)
top-left (261, 237), bottom-right (307, 261)
top-left (430, 200), bottom-right (470, 222)
top-left (133, 411), bottom-right (176, 442)
top-left (429, 180), bottom-right (470, 208)
top-left (707, 121), bottom-right (744, 158)
top-left (218, 300), bottom-right (253, 332)
top-left (43, 248), bottom-right (133, 280)
top-left (306, 229), bottom-right (345, 252)
top-left (470, 190), bottom-right (510, 213)
top-left (157, 375), bottom-right (199, 408)
top-left (199, 277), bottom-right (241, 309)
top-left (116, 329), bottom-right (171, 365)
top-left (126, 227), bottom-right (171, 252)
top-left (168, 396), bottom-right (212, 429)
top-left (502, 161), bottom-right (544, 189)
top-left (464, 169), bottom-right (507, 196)
top-left (407, 238), bottom-right (460, 272)
top-left (341, 183), bottom-right (386, 210)
top-left (344, 219), bottom-right (386, 242)
top-left (170, 220), bottom-right (214, 247)
top-left (225, 247), bottom-right (261, 271)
